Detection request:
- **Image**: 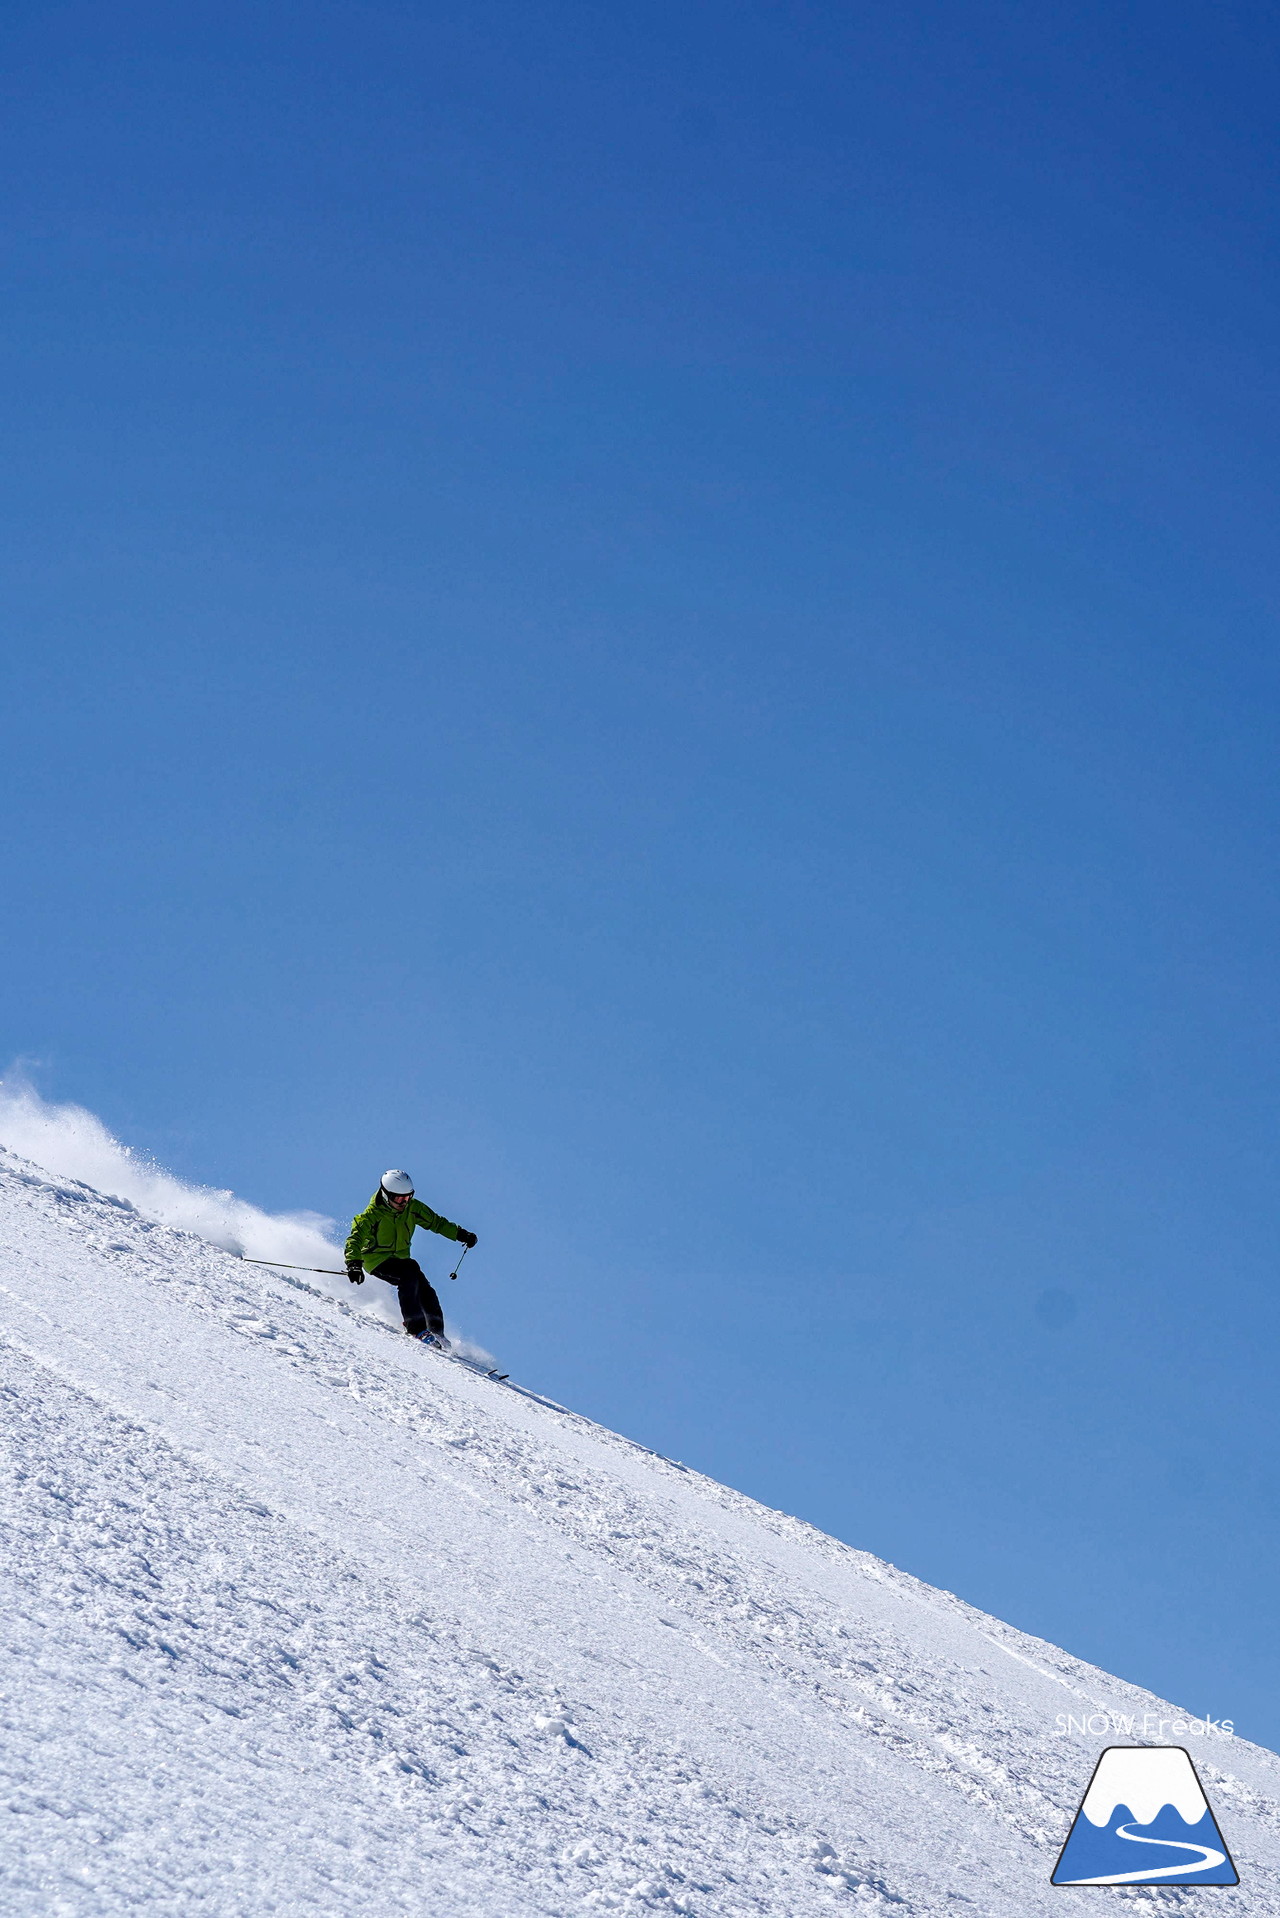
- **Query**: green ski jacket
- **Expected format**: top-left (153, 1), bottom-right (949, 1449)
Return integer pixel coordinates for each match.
top-left (344, 1193), bottom-right (462, 1272)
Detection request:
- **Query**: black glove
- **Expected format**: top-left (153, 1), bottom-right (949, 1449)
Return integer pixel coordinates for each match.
top-left (346, 1262), bottom-right (365, 1284)
top-left (457, 1228), bottom-right (478, 1250)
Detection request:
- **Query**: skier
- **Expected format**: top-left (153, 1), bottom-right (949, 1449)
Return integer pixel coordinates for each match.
top-left (344, 1169), bottom-right (478, 1349)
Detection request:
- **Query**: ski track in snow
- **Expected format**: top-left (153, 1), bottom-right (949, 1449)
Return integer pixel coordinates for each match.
top-left (2, 1146), bottom-right (1279, 1914)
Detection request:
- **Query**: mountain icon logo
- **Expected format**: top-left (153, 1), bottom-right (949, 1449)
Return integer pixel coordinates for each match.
top-left (1052, 1746), bottom-right (1238, 1886)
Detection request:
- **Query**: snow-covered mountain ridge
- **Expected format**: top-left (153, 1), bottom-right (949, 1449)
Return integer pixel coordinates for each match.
top-left (2, 1142), bottom-right (1279, 1914)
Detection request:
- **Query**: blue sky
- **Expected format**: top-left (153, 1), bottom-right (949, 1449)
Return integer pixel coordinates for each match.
top-left (4, 0), bottom-right (1280, 1743)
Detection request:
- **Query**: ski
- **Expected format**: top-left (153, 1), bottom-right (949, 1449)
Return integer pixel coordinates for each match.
top-left (437, 1348), bottom-right (510, 1383)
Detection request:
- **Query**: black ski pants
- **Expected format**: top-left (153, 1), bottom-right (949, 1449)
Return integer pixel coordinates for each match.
top-left (374, 1257), bottom-right (444, 1338)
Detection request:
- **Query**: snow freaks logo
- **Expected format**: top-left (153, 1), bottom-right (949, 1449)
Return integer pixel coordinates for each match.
top-left (1054, 1710), bottom-right (1234, 1739)
top-left (1052, 1747), bottom-right (1239, 1887)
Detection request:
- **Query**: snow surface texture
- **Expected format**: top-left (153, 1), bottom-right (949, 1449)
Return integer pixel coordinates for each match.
top-left (2, 1144), bottom-right (1280, 1913)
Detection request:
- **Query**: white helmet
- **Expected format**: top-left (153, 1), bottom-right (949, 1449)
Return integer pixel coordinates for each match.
top-left (380, 1168), bottom-right (415, 1197)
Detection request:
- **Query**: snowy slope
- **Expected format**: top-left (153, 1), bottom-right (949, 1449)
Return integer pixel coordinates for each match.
top-left (2, 1145), bottom-right (1280, 1915)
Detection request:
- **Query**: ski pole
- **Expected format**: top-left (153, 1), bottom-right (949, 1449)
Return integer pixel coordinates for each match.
top-left (236, 1257), bottom-right (349, 1275)
top-left (448, 1243), bottom-right (471, 1282)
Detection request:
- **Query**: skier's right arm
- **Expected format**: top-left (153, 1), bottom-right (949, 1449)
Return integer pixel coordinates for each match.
top-left (344, 1204), bottom-right (377, 1278)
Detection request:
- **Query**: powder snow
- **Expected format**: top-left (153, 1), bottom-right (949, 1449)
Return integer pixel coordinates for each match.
top-left (1, 1138), bottom-right (1279, 1914)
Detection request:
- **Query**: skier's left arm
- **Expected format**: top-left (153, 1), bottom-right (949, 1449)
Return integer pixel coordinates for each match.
top-left (411, 1199), bottom-right (477, 1247)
